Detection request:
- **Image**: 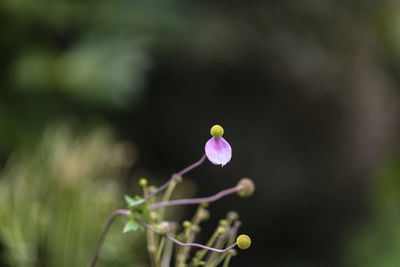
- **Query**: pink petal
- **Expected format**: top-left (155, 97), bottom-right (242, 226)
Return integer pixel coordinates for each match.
top-left (205, 137), bottom-right (232, 167)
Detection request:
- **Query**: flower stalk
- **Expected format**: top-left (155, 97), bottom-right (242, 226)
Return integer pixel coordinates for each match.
top-left (145, 154), bottom-right (206, 200)
top-left (148, 185), bottom-right (242, 210)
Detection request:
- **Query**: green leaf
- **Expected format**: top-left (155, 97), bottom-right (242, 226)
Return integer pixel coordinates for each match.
top-left (123, 218), bottom-right (144, 233)
top-left (124, 195), bottom-right (144, 208)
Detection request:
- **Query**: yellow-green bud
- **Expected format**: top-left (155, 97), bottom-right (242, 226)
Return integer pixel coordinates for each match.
top-left (157, 222), bottom-right (170, 234)
top-left (148, 186), bottom-right (157, 193)
top-left (219, 219), bottom-right (228, 227)
top-left (182, 220), bottom-right (191, 228)
top-left (149, 211), bottom-right (158, 221)
top-left (210, 125), bottom-right (224, 138)
top-left (227, 211), bottom-right (239, 221)
top-left (237, 178), bottom-right (255, 198)
top-left (217, 226), bottom-right (226, 235)
top-left (236, 234), bottom-right (251, 250)
top-left (199, 209), bottom-right (210, 221)
top-left (139, 178), bottom-right (148, 187)
top-left (191, 225), bottom-right (201, 233)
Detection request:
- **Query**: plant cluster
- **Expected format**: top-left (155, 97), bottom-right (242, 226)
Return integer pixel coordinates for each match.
top-left (90, 125), bottom-right (255, 267)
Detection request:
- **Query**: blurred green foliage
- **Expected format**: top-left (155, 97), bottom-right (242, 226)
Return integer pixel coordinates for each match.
top-left (0, 0), bottom-right (188, 156)
top-left (0, 124), bottom-right (148, 266)
top-left (345, 157), bottom-right (400, 267)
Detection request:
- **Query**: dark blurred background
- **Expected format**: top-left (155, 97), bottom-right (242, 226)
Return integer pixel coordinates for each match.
top-left (1, 0), bottom-right (400, 266)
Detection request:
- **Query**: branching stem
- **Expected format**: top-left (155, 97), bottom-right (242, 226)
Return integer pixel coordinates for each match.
top-left (145, 154), bottom-right (206, 200)
top-left (136, 219), bottom-right (237, 253)
top-left (148, 186), bottom-right (241, 210)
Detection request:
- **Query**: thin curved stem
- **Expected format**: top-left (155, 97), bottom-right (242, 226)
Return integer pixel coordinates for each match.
top-left (148, 185), bottom-right (242, 210)
top-left (145, 154), bottom-right (206, 200)
top-left (136, 219), bottom-right (237, 253)
top-left (89, 209), bottom-right (130, 267)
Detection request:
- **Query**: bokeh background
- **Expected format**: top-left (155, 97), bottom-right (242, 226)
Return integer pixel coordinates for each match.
top-left (1, 0), bottom-right (400, 266)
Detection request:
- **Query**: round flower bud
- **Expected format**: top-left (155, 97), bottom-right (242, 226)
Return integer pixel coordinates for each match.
top-left (157, 222), bottom-right (170, 234)
top-left (148, 186), bottom-right (157, 194)
top-left (227, 211), bottom-right (239, 221)
top-left (199, 209), bottom-right (210, 221)
top-left (190, 225), bottom-right (201, 233)
top-left (237, 178), bottom-right (255, 198)
top-left (236, 234), bottom-right (251, 250)
top-left (139, 178), bottom-right (148, 187)
top-left (210, 125), bottom-right (224, 138)
top-left (219, 219), bottom-right (228, 227)
top-left (182, 220), bottom-right (191, 228)
top-left (149, 211), bottom-right (158, 221)
top-left (217, 226), bottom-right (226, 235)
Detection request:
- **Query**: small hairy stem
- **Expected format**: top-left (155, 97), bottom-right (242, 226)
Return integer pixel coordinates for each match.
top-left (209, 251), bottom-right (229, 267)
top-left (177, 227), bottom-right (195, 267)
top-left (146, 230), bottom-right (158, 267)
top-left (136, 219), bottom-right (237, 253)
top-left (223, 254), bottom-right (233, 267)
top-left (89, 209), bottom-right (130, 267)
top-left (161, 239), bottom-right (174, 267)
top-left (192, 205), bottom-right (206, 225)
top-left (156, 237), bottom-right (166, 265)
top-left (146, 189), bottom-right (158, 267)
top-left (146, 154), bottom-right (206, 200)
top-left (158, 178), bottom-right (179, 221)
top-left (148, 186), bottom-right (242, 210)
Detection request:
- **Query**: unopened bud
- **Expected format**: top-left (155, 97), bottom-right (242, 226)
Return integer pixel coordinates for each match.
top-left (217, 226), bottom-right (226, 235)
top-left (236, 234), bottom-right (251, 250)
top-left (148, 186), bottom-right (157, 194)
top-left (210, 125), bottom-right (224, 138)
top-left (149, 211), bottom-right (158, 221)
top-left (199, 209), bottom-right (210, 221)
top-left (182, 220), bottom-right (191, 228)
top-left (139, 178), bottom-right (148, 187)
top-left (219, 219), bottom-right (228, 227)
top-left (190, 224), bottom-right (201, 233)
top-left (227, 211), bottom-right (239, 221)
top-left (157, 222), bottom-right (170, 233)
top-left (237, 178), bottom-right (255, 198)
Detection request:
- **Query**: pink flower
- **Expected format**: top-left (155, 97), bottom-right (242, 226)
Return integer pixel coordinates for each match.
top-left (205, 125), bottom-right (232, 166)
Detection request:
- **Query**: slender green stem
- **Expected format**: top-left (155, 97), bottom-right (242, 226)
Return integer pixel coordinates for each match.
top-left (158, 178), bottom-right (180, 221)
top-left (146, 229), bottom-right (157, 267)
top-left (209, 251), bottom-right (229, 267)
top-left (223, 254), bottom-right (232, 267)
top-left (156, 237), bottom-right (166, 265)
top-left (205, 234), bottom-right (226, 264)
top-left (161, 239), bottom-right (174, 267)
top-left (191, 228), bottom-right (220, 266)
top-left (177, 226), bottom-right (195, 267)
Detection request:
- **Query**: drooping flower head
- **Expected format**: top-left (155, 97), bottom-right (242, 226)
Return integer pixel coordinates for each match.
top-left (205, 125), bottom-right (232, 166)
